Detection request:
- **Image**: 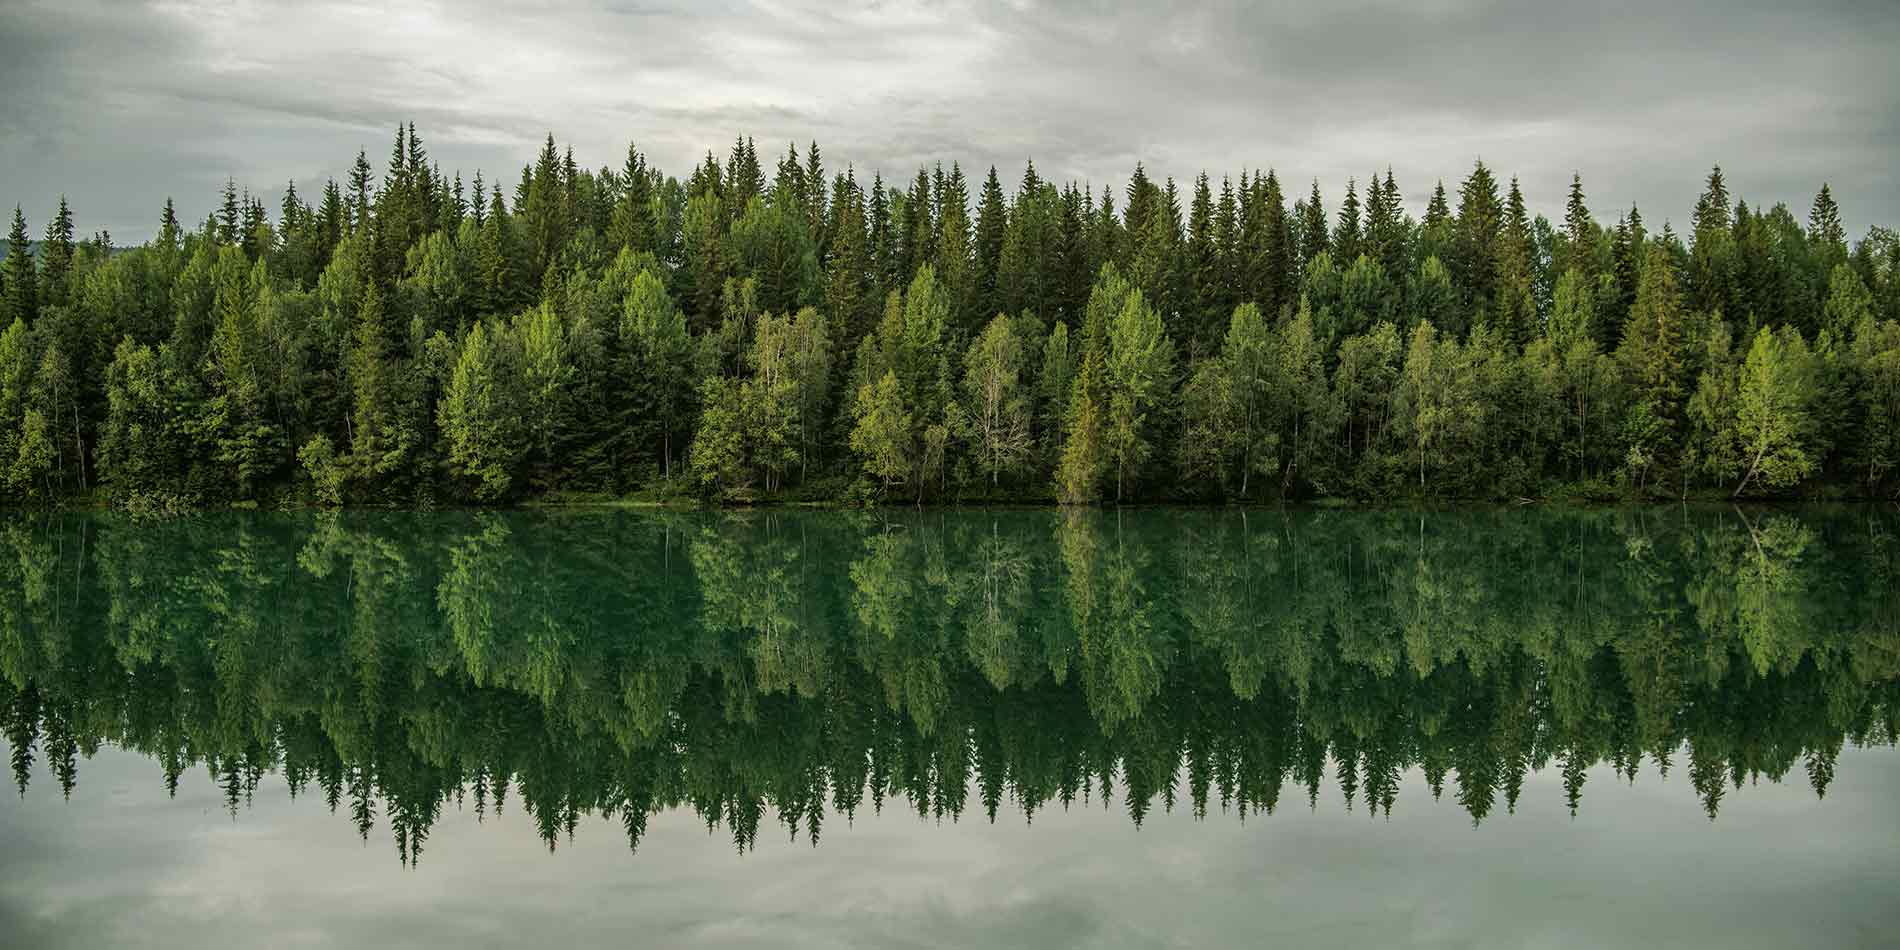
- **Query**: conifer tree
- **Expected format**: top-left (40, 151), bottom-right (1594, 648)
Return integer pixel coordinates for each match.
top-left (1452, 160), bottom-right (1502, 306)
top-left (934, 163), bottom-right (975, 334)
top-left (973, 166), bottom-right (1008, 321)
top-left (40, 197), bottom-right (76, 307)
top-left (2, 207), bottom-right (36, 325)
top-left (1299, 180), bottom-right (1329, 268)
top-left (610, 143), bottom-right (656, 254)
top-left (347, 150), bottom-right (374, 234)
top-left (1247, 170), bottom-right (1292, 317)
top-left (1688, 165), bottom-right (1736, 317)
top-left (1617, 243), bottom-right (1689, 490)
top-left (802, 142), bottom-right (827, 255)
top-left (1562, 172), bottom-right (1593, 274)
top-left (867, 173), bottom-right (893, 300)
top-left (1808, 184), bottom-right (1847, 275)
top-left (1185, 172), bottom-right (1223, 352)
top-left (824, 171), bottom-right (873, 342)
top-left (1333, 178), bottom-right (1362, 266)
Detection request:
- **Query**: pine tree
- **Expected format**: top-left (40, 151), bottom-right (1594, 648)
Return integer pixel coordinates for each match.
top-left (1213, 176), bottom-right (1241, 312)
top-left (1363, 171), bottom-right (1395, 273)
top-left (1562, 172), bottom-right (1593, 275)
top-left (610, 143), bottom-right (656, 254)
top-left (934, 162), bottom-right (975, 334)
top-left (348, 150), bottom-right (374, 234)
top-left (1808, 183), bottom-right (1847, 274)
top-left (1185, 172), bottom-right (1222, 352)
top-left (1617, 243), bottom-right (1689, 490)
top-left (973, 166), bottom-right (1008, 321)
top-left (824, 171), bottom-right (873, 342)
top-left (217, 178), bottom-right (241, 246)
top-left (802, 141), bottom-right (826, 256)
top-left (1299, 179), bottom-right (1329, 268)
top-left (2, 207), bottom-right (35, 325)
top-left (1452, 161), bottom-right (1503, 307)
top-left (1492, 177), bottom-right (1538, 345)
top-left (1688, 165), bottom-right (1736, 316)
top-left (1333, 178), bottom-right (1363, 265)
top-left (1248, 170), bottom-right (1292, 317)
top-left (39, 196), bottom-right (76, 307)
top-left (1692, 165), bottom-right (1731, 236)
top-left (868, 173), bottom-right (893, 300)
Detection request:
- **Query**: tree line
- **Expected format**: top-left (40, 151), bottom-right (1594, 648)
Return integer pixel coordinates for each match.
top-left (2, 125), bottom-right (1898, 506)
top-left (4, 507), bottom-right (1894, 861)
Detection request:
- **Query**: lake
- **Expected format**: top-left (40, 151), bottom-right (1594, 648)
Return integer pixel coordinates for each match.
top-left (2, 507), bottom-right (1897, 948)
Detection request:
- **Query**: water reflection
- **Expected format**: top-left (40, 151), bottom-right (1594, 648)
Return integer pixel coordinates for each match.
top-left (2, 507), bottom-right (1896, 866)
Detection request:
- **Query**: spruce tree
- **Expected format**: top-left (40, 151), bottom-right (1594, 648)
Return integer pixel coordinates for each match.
top-left (803, 142), bottom-right (826, 255)
top-left (973, 166), bottom-right (1008, 320)
top-left (347, 150), bottom-right (374, 234)
top-left (218, 178), bottom-right (241, 246)
top-left (1452, 160), bottom-right (1502, 306)
top-left (1617, 243), bottom-right (1689, 489)
top-left (1250, 170), bottom-right (1292, 317)
top-left (867, 173), bottom-right (893, 300)
top-left (1371, 170), bottom-right (1406, 278)
top-left (610, 143), bottom-right (656, 255)
top-left (39, 197), bottom-right (76, 308)
top-left (823, 170), bottom-right (872, 342)
top-left (1808, 184), bottom-right (1847, 275)
top-left (1214, 176), bottom-right (1240, 310)
top-left (1333, 178), bottom-right (1363, 265)
top-left (2, 207), bottom-right (36, 326)
top-left (934, 163), bottom-right (974, 334)
top-left (1185, 172), bottom-right (1221, 352)
top-left (1688, 165), bottom-right (1736, 316)
top-left (1363, 171), bottom-right (1395, 272)
top-left (1558, 172), bottom-right (1595, 280)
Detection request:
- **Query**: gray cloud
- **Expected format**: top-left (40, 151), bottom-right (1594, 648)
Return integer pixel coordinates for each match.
top-left (0, 0), bottom-right (1894, 243)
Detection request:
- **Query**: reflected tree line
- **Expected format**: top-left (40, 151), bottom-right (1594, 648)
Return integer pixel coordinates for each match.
top-left (2, 507), bottom-right (1897, 865)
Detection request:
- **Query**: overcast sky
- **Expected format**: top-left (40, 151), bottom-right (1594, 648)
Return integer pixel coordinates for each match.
top-left (1, 0), bottom-right (1895, 244)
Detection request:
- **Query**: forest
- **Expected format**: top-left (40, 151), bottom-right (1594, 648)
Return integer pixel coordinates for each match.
top-left (3, 507), bottom-right (1895, 862)
top-left (2, 125), bottom-right (1898, 507)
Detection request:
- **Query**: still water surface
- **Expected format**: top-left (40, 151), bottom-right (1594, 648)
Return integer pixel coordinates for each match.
top-left (2, 507), bottom-right (1897, 947)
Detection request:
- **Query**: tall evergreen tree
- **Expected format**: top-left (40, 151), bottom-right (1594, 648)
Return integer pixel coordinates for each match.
top-left (2, 207), bottom-right (36, 326)
top-left (972, 166), bottom-right (1009, 321)
top-left (1333, 178), bottom-right (1363, 265)
top-left (1452, 160), bottom-right (1503, 307)
top-left (347, 150), bottom-right (374, 235)
top-left (1562, 173), bottom-right (1594, 276)
top-left (39, 196), bottom-right (76, 307)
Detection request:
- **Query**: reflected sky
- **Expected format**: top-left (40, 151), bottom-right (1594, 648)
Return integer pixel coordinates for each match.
top-left (5, 745), bottom-right (1898, 949)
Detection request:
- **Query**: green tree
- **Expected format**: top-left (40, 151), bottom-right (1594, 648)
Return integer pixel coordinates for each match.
top-left (962, 314), bottom-right (1033, 486)
top-left (1220, 302), bottom-right (1278, 496)
top-left (204, 254), bottom-right (283, 495)
top-left (1727, 327), bottom-right (1817, 496)
top-left (1617, 244), bottom-right (1690, 489)
top-left (849, 370), bottom-right (912, 496)
top-left (438, 320), bottom-right (528, 500)
top-left (2, 207), bottom-right (36, 325)
top-left (620, 266), bottom-right (696, 480)
top-left (1103, 286), bottom-right (1175, 501)
top-left (1822, 263), bottom-right (1873, 339)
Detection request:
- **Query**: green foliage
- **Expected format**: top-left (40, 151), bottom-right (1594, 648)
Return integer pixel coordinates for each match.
top-left (1, 127), bottom-right (1895, 506)
top-left (849, 371), bottom-right (911, 495)
top-left (962, 314), bottom-right (1034, 487)
top-left (439, 320), bottom-right (528, 500)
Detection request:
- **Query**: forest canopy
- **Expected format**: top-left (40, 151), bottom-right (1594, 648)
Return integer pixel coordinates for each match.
top-left (2, 126), bottom-right (1898, 507)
